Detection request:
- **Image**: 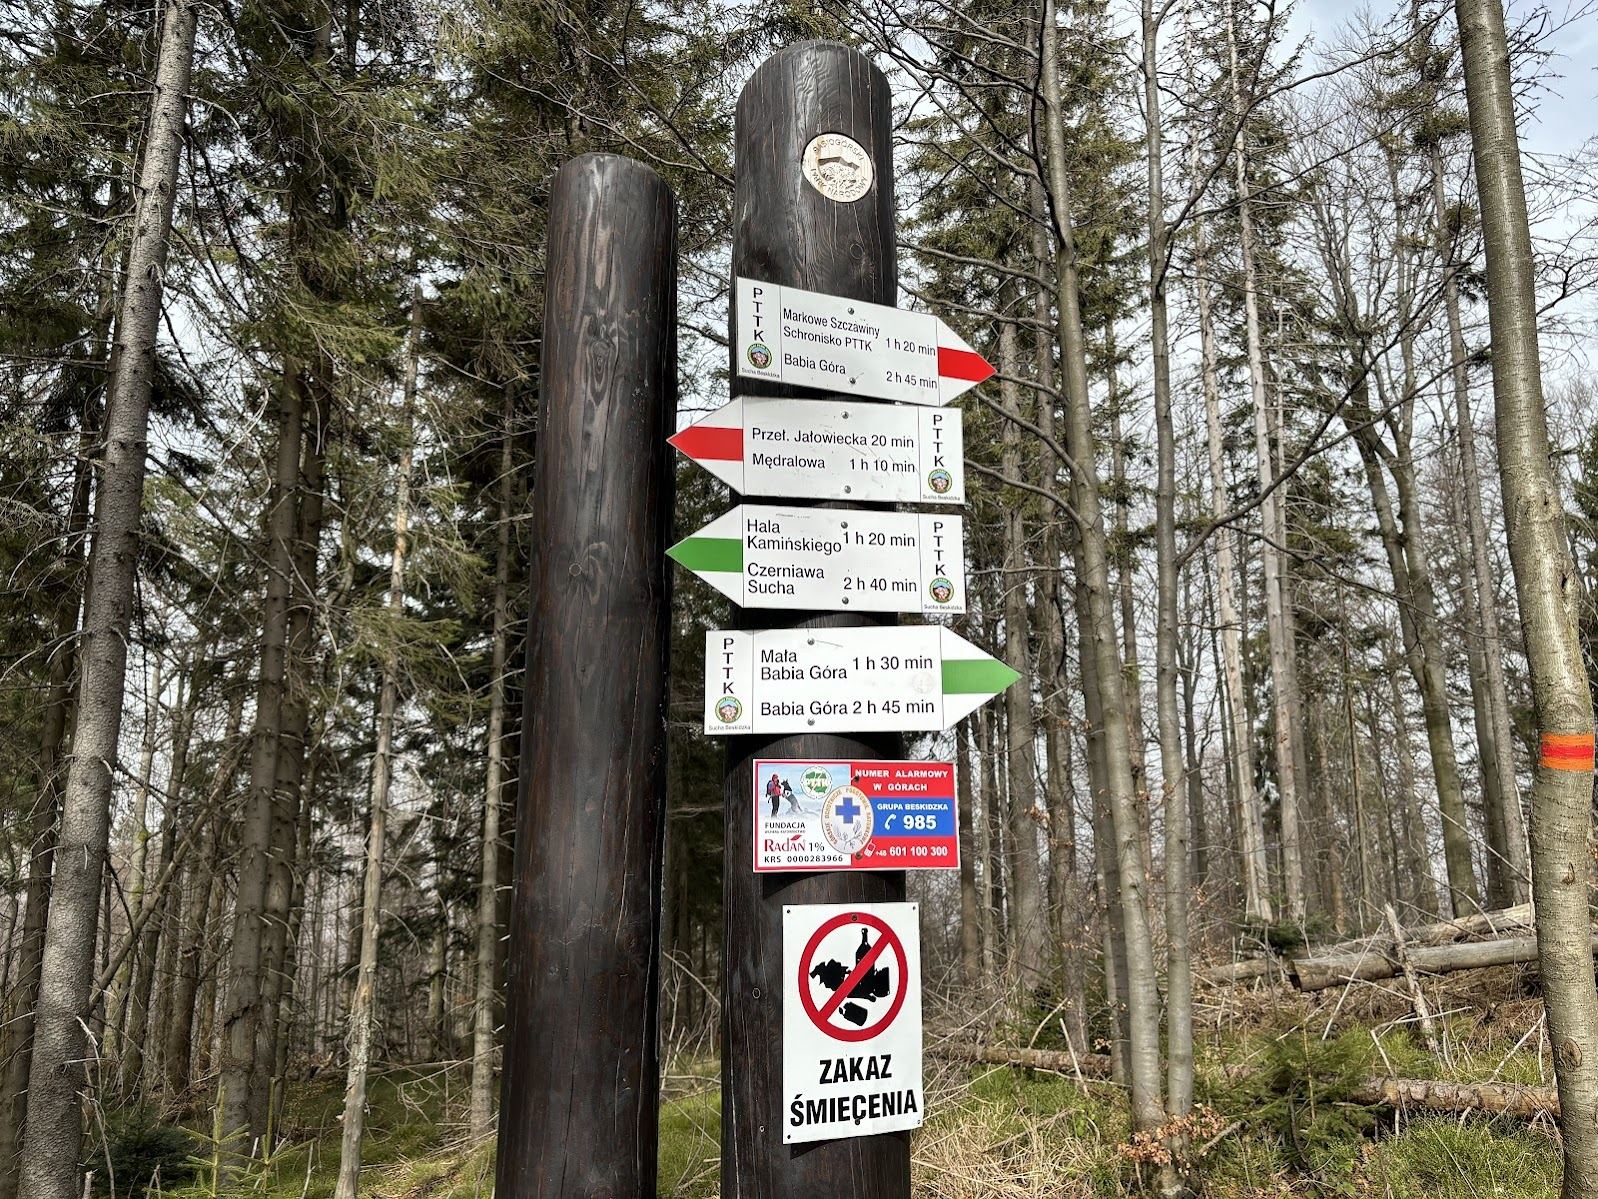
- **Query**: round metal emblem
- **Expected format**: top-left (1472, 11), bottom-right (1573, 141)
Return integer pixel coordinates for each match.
top-left (802, 133), bottom-right (874, 203)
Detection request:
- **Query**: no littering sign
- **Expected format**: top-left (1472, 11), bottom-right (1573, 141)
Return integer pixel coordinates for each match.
top-left (783, 902), bottom-right (923, 1144)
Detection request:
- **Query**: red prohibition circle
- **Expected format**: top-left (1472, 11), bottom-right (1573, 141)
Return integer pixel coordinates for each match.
top-left (797, 911), bottom-right (908, 1042)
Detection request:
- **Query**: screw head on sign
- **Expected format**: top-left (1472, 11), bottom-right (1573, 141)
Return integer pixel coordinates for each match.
top-left (848, 377), bottom-right (856, 385)
top-left (844, 485), bottom-right (852, 494)
top-left (848, 307), bottom-right (855, 314)
top-left (808, 718), bottom-right (815, 726)
top-left (842, 597), bottom-right (849, 604)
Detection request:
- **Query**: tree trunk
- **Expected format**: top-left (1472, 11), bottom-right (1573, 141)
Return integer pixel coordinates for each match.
top-left (1075, 565), bottom-right (1127, 1084)
top-left (427, 906), bottom-right (447, 1059)
top-left (1108, 373), bottom-right (1149, 876)
top-left (999, 306), bottom-right (1047, 987)
top-left (0, 240), bottom-right (105, 1199)
top-left (470, 385), bottom-right (515, 1140)
top-left (1143, 1), bottom-right (1192, 1183)
top-left (957, 719), bottom-right (981, 988)
top-left (121, 663), bottom-right (195, 1098)
top-left (978, 705), bottom-right (1004, 969)
top-left (255, 389), bottom-right (327, 1140)
top-left (143, 663), bottom-right (201, 1094)
top-left (218, 362), bottom-right (301, 1155)
top-left (1340, 636), bottom-right (1373, 926)
top-left (1352, 394), bottom-right (1480, 914)
top-left (1028, 175), bottom-right (1083, 1043)
top-left (1428, 131), bottom-right (1529, 906)
top-left (1382, 656), bottom-right (1442, 918)
top-left (106, 657), bottom-right (163, 1085)
top-left (333, 287), bottom-right (418, 1199)
top-left (1226, 0), bottom-right (1304, 924)
top-left (1040, 0), bottom-right (1165, 1136)
top-left (1179, 568), bottom-right (1208, 890)
top-left (1456, 0), bottom-right (1598, 1183)
top-left (1444, 446), bottom-right (1519, 904)
top-left (1192, 122), bottom-right (1268, 926)
top-left (164, 683), bottom-right (240, 1106)
top-left (195, 838), bottom-right (226, 1078)
top-left (15, 4), bottom-right (197, 1194)
top-left (0, 621), bottom-right (75, 1199)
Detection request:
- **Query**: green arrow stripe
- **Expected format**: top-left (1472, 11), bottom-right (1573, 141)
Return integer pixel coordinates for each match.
top-left (667, 536), bottom-right (742, 574)
top-left (942, 658), bottom-right (1021, 695)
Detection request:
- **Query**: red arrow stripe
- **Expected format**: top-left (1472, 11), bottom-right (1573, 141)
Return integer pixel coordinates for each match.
top-left (937, 345), bottom-right (995, 384)
top-left (669, 423), bottom-right (743, 461)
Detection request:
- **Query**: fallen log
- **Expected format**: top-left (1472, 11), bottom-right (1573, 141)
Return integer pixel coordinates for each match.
top-left (1288, 932), bottom-right (1598, 992)
top-left (1345, 1076), bottom-right (1559, 1120)
top-left (1197, 958), bottom-right (1287, 986)
top-left (1197, 904), bottom-right (1538, 989)
top-left (1374, 903), bottom-right (1535, 947)
top-left (936, 1044), bottom-right (1559, 1119)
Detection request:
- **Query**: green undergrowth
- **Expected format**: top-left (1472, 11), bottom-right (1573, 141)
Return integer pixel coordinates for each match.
top-left (101, 1022), bottom-right (1558, 1198)
top-left (1195, 1023), bottom-right (1560, 1197)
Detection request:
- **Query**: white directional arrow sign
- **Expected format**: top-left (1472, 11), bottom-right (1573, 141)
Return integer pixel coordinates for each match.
top-left (668, 506), bottom-right (964, 615)
top-left (735, 278), bottom-right (994, 405)
top-left (669, 396), bottom-right (963, 504)
top-left (703, 626), bottom-right (1019, 735)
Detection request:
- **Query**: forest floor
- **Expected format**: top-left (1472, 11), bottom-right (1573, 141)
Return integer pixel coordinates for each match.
top-left (121, 966), bottom-right (1566, 1198)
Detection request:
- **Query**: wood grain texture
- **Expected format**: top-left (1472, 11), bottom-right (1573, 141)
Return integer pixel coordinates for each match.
top-left (723, 42), bottom-right (910, 1199)
top-left (497, 152), bottom-right (677, 1199)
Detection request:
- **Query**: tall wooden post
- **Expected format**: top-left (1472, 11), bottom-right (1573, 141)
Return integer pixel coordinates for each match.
top-left (721, 43), bottom-right (910, 1198)
top-left (498, 153), bottom-right (677, 1199)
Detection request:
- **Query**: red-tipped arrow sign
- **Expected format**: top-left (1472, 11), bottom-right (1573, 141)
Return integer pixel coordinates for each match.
top-left (735, 278), bottom-right (994, 406)
top-left (669, 396), bottom-right (963, 505)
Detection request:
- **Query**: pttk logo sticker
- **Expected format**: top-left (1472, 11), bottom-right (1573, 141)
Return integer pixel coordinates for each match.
top-left (783, 902), bottom-right (923, 1143)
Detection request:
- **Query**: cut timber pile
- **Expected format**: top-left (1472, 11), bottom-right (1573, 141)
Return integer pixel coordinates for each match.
top-left (1196, 903), bottom-right (1591, 992)
top-left (938, 1044), bottom-right (1560, 1120)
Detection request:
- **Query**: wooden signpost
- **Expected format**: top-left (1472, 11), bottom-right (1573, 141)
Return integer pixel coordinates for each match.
top-left (716, 42), bottom-right (910, 1199)
top-left (497, 154), bottom-right (676, 1199)
top-left (503, 42), bottom-right (1005, 1199)
top-left (692, 40), bottom-right (1009, 1199)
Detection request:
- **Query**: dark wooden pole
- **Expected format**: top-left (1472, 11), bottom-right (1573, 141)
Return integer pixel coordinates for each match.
top-left (722, 43), bottom-right (909, 1199)
top-left (498, 152), bottom-right (677, 1199)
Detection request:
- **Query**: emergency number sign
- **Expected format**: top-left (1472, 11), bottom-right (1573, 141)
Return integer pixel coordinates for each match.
top-left (754, 759), bottom-right (959, 873)
top-left (782, 903), bottom-right (923, 1143)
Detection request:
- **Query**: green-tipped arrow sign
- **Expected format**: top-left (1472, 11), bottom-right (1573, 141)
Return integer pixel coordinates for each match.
top-left (703, 626), bottom-right (1020, 735)
top-left (668, 505), bottom-right (965, 615)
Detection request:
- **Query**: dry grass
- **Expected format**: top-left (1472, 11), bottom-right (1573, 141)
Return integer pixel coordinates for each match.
top-left (910, 1058), bottom-right (1123, 1198)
